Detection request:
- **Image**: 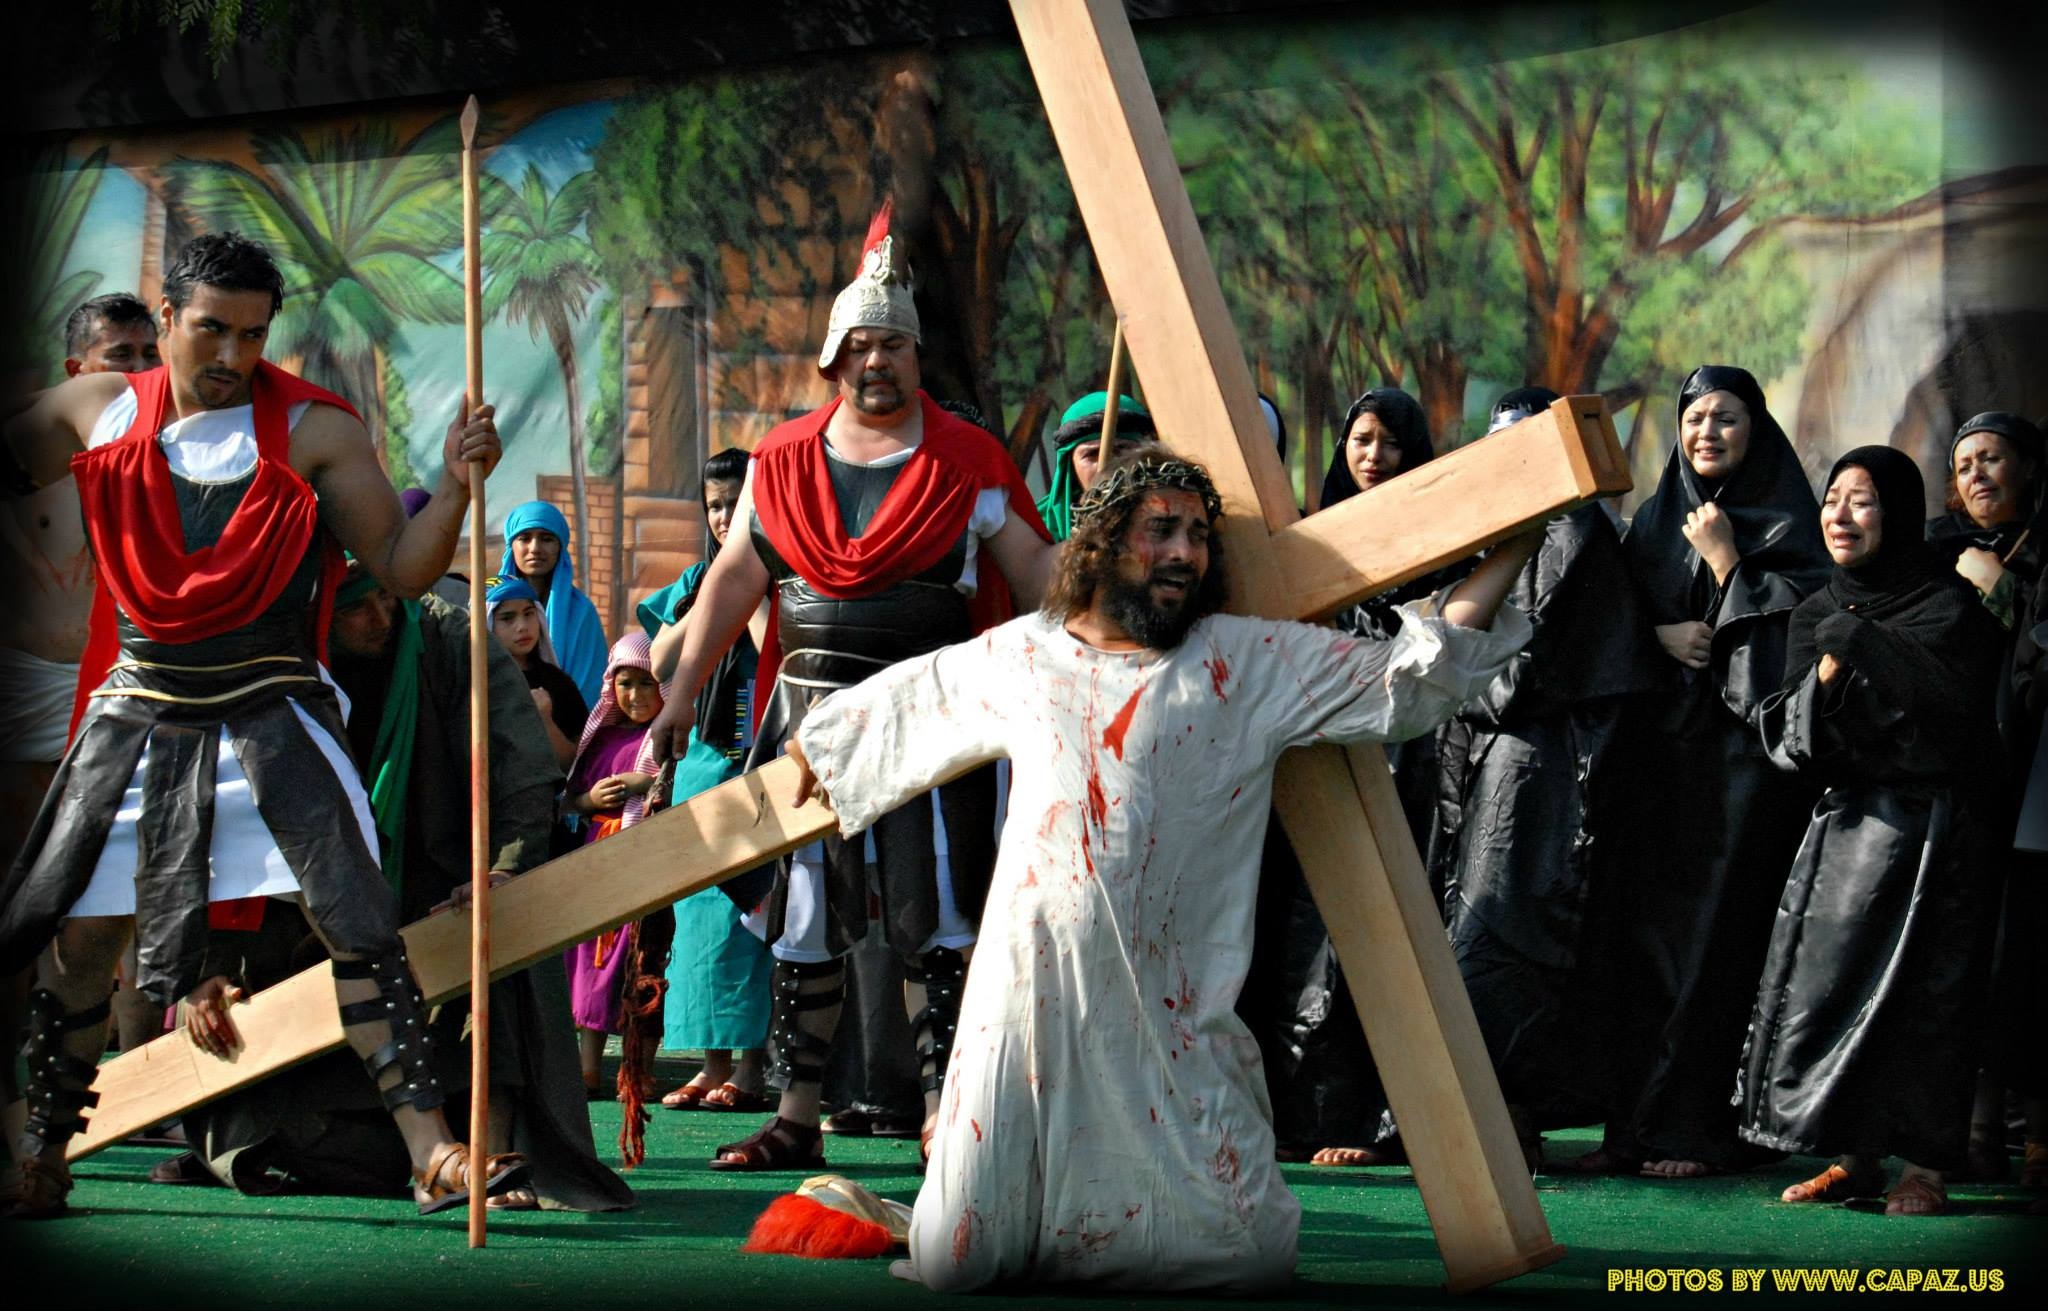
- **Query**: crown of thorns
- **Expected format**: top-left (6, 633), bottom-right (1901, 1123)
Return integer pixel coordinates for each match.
top-left (1072, 455), bottom-right (1225, 529)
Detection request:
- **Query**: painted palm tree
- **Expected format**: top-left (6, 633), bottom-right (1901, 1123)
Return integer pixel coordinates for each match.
top-left (164, 118), bottom-right (473, 484)
top-left (7, 146), bottom-right (107, 384)
top-left (483, 163), bottom-right (602, 581)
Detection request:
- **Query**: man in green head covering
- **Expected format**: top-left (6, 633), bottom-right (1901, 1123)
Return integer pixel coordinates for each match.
top-left (1036, 391), bottom-right (1156, 540)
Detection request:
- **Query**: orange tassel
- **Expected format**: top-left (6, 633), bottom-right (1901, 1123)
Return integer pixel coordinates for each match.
top-left (614, 922), bottom-right (666, 1169)
top-left (742, 1193), bottom-right (894, 1260)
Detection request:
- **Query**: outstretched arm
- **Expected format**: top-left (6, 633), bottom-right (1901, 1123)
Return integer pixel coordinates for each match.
top-left (647, 528), bottom-right (772, 761)
top-left (1, 373), bottom-right (128, 493)
top-left (1440, 527), bottom-right (1543, 629)
top-left (301, 401), bottom-right (501, 597)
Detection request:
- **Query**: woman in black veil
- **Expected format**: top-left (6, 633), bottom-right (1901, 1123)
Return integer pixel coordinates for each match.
top-left (1580, 366), bottom-right (1830, 1177)
top-left (1739, 445), bottom-right (2003, 1216)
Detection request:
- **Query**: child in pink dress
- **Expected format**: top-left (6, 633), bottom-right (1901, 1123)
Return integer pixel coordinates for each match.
top-left (563, 633), bottom-right (664, 1095)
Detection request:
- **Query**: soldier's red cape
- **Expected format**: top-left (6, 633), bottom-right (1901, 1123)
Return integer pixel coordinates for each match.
top-left (746, 391), bottom-right (1049, 724)
top-left (69, 363), bottom-right (357, 932)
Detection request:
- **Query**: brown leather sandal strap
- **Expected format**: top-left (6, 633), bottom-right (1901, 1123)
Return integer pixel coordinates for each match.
top-left (416, 1140), bottom-right (466, 1194)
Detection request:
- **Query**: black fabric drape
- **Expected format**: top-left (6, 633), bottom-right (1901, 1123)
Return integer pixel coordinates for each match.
top-left (1587, 367), bottom-right (1831, 1166)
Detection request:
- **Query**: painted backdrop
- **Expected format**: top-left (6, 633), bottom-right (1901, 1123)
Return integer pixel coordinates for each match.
top-left (15, 2), bottom-right (2046, 632)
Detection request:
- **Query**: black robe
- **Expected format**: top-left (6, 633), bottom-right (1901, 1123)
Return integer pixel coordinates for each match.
top-left (1738, 661), bottom-right (2000, 1166)
top-left (184, 598), bottom-right (632, 1210)
top-left (1593, 369), bottom-right (1830, 1166)
top-left (1736, 447), bottom-right (2004, 1167)
top-left (1929, 508), bottom-right (2048, 1103)
top-left (1242, 391), bottom-right (1457, 1153)
top-left (1428, 503), bottom-right (1662, 1123)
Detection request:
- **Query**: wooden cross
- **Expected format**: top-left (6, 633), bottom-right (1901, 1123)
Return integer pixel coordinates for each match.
top-left (66, 0), bottom-right (1626, 1290)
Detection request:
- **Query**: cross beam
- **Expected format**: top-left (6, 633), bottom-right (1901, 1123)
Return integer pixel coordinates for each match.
top-left (1007, 0), bottom-right (1606, 1290)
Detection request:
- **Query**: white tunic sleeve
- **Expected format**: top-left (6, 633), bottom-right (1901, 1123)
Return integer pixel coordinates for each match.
top-left (1243, 597), bottom-right (1531, 753)
top-left (793, 628), bottom-right (1011, 837)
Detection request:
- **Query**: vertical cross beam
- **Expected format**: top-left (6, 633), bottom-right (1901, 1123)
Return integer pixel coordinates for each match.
top-left (1008, 0), bottom-right (1566, 1289)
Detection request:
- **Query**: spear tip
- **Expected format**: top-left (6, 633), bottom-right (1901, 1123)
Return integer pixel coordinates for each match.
top-left (460, 95), bottom-right (480, 149)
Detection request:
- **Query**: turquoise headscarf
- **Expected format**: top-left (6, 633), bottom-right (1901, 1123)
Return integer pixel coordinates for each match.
top-left (1036, 392), bottom-right (1154, 542)
top-left (501, 500), bottom-right (609, 708)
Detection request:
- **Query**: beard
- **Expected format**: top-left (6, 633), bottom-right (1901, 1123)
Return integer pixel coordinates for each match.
top-left (1099, 564), bottom-right (1205, 650)
top-left (850, 368), bottom-right (906, 414)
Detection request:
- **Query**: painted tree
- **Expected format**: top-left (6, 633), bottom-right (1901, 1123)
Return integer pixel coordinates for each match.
top-left (5, 147), bottom-right (107, 385)
top-left (484, 163), bottom-right (603, 581)
top-left (1158, 13), bottom-right (1934, 489)
top-left (164, 117), bottom-right (477, 484)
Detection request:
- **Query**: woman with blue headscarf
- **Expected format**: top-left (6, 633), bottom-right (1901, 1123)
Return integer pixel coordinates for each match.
top-left (501, 500), bottom-right (610, 708)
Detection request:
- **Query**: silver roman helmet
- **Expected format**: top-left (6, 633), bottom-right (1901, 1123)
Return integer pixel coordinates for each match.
top-left (817, 199), bottom-right (921, 376)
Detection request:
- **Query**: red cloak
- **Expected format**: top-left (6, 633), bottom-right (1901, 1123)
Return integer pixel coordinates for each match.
top-left (746, 391), bottom-right (1049, 723)
top-left (68, 361), bottom-right (357, 731)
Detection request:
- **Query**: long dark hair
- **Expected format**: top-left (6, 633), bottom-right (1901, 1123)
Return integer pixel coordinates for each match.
top-left (1042, 443), bottom-right (1229, 626)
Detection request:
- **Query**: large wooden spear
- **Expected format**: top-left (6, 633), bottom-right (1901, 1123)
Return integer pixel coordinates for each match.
top-left (458, 93), bottom-right (493, 1250)
top-left (1096, 316), bottom-right (1127, 466)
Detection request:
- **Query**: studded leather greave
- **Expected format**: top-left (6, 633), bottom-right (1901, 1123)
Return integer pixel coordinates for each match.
top-left (331, 948), bottom-right (446, 1114)
top-left (767, 959), bottom-right (844, 1089)
top-left (909, 947), bottom-right (966, 1097)
top-left (19, 989), bottom-right (111, 1155)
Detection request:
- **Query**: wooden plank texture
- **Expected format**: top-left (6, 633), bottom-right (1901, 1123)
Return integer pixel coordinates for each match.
top-left (69, 756), bottom-right (831, 1159)
top-left (1268, 396), bottom-right (1627, 619)
top-left (1009, 0), bottom-right (1601, 1290)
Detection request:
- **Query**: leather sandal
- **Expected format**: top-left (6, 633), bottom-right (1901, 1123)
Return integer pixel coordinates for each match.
top-left (821, 1105), bottom-right (921, 1138)
top-left (702, 1083), bottom-right (773, 1113)
top-left (411, 1142), bottom-right (530, 1216)
top-left (1884, 1171), bottom-right (1947, 1216)
top-left (4, 1157), bottom-right (74, 1220)
top-left (661, 1081), bottom-right (716, 1110)
top-left (148, 1152), bottom-right (222, 1187)
top-left (708, 1116), bottom-right (825, 1172)
top-left (1781, 1162), bottom-right (1884, 1204)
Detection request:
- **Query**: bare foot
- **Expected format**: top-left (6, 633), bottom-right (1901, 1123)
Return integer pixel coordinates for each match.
top-left (487, 1185), bottom-right (540, 1211)
top-left (1310, 1146), bottom-right (1390, 1167)
top-left (1562, 1146), bottom-right (1642, 1175)
top-left (1884, 1167), bottom-right (1946, 1216)
top-left (1641, 1159), bottom-right (1718, 1179)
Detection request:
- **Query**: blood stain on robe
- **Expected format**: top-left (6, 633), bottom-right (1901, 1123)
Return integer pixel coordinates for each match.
top-left (952, 1207), bottom-right (978, 1264)
top-left (1204, 656), bottom-right (1231, 701)
top-left (1102, 686), bottom-right (1142, 760)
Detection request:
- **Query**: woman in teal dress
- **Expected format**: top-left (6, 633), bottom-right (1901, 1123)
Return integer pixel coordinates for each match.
top-left (642, 447), bottom-right (774, 1110)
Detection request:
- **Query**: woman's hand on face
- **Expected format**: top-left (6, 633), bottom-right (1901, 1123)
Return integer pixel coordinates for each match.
top-left (1655, 620), bottom-right (1713, 670)
top-left (1681, 503), bottom-right (1740, 584)
top-left (1954, 546), bottom-right (2007, 598)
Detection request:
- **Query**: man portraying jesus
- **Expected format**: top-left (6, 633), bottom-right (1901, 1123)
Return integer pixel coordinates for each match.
top-left (784, 446), bottom-right (1541, 1292)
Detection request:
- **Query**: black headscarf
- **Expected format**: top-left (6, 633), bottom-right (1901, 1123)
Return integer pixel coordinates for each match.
top-left (1319, 386), bottom-right (1434, 511)
top-left (1485, 385), bottom-right (1561, 435)
top-left (1926, 410), bottom-right (2046, 579)
top-left (1784, 447), bottom-right (1993, 739)
top-left (1622, 365), bottom-right (1829, 625)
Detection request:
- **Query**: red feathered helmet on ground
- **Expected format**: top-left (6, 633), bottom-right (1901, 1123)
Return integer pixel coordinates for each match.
top-left (817, 199), bottom-right (920, 377)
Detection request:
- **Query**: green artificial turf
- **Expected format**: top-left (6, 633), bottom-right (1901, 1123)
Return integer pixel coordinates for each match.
top-left (15, 1052), bottom-right (2044, 1309)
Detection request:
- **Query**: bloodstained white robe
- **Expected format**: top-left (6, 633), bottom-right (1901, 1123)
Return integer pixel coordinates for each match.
top-left (795, 602), bottom-right (1528, 1293)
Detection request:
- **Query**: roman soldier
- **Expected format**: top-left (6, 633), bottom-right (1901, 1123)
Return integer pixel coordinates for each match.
top-left (646, 203), bottom-right (1053, 1171)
